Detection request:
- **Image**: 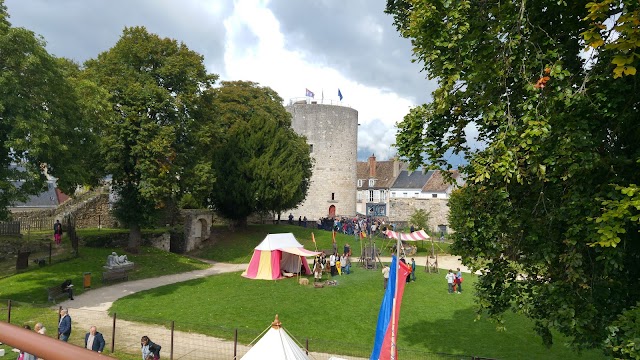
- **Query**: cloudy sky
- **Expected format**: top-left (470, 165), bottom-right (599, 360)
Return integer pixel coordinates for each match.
top-left (4, 0), bottom-right (440, 162)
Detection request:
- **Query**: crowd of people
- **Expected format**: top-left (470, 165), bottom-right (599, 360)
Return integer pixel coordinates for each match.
top-left (312, 243), bottom-right (353, 282)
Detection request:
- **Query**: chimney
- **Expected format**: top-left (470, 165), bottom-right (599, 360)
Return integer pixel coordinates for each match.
top-left (368, 154), bottom-right (376, 177)
top-left (392, 157), bottom-right (400, 178)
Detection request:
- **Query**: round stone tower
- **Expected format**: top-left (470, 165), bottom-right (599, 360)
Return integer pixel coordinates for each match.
top-left (286, 101), bottom-right (358, 220)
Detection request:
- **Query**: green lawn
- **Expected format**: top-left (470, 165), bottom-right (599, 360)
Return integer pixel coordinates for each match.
top-left (110, 267), bottom-right (606, 360)
top-left (0, 224), bottom-right (607, 359)
top-left (0, 245), bottom-right (209, 303)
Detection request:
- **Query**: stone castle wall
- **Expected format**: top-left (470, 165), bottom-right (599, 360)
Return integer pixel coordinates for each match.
top-left (388, 198), bottom-right (451, 233)
top-left (72, 193), bottom-right (118, 228)
top-left (287, 103), bottom-right (358, 220)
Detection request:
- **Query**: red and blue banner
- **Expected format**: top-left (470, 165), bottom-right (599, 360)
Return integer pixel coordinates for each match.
top-left (370, 255), bottom-right (412, 360)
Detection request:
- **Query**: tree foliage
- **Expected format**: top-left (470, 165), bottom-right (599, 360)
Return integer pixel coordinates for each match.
top-left (409, 208), bottom-right (430, 232)
top-left (203, 81), bottom-right (312, 227)
top-left (0, 2), bottom-right (101, 220)
top-left (387, 0), bottom-right (640, 353)
top-left (83, 26), bottom-right (217, 251)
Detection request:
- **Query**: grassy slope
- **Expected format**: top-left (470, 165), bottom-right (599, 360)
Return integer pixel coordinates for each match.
top-left (0, 244), bottom-right (209, 303)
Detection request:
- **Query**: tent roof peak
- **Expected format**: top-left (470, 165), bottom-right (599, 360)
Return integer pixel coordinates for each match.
top-left (271, 314), bottom-right (282, 329)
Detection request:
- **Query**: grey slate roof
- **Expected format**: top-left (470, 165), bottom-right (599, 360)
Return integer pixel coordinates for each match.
top-left (10, 181), bottom-right (59, 208)
top-left (391, 170), bottom-right (434, 189)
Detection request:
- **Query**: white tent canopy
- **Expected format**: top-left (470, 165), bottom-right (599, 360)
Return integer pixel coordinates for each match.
top-left (255, 233), bottom-right (304, 250)
top-left (241, 315), bottom-right (310, 360)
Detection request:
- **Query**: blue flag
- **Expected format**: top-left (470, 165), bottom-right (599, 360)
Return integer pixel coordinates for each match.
top-left (305, 88), bottom-right (315, 98)
top-left (338, 89), bottom-right (343, 101)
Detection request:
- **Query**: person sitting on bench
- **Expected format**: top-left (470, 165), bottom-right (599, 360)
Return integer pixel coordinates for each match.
top-left (61, 279), bottom-right (74, 300)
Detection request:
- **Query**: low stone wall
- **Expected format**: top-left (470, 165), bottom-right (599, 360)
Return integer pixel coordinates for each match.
top-left (72, 193), bottom-right (117, 229)
top-left (388, 198), bottom-right (451, 233)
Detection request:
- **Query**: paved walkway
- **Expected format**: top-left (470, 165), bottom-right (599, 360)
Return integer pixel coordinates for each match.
top-left (59, 256), bottom-right (465, 359)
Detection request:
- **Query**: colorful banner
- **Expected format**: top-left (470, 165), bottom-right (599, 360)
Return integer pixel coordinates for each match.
top-left (370, 255), bottom-right (411, 360)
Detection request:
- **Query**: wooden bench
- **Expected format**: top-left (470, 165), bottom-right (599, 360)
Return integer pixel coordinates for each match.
top-left (46, 285), bottom-right (69, 303)
top-left (102, 268), bottom-right (129, 283)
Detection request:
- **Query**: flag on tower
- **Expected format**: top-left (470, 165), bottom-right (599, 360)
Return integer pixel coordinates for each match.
top-left (306, 88), bottom-right (315, 98)
top-left (370, 255), bottom-right (412, 360)
top-left (338, 89), bottom-right (343, 101)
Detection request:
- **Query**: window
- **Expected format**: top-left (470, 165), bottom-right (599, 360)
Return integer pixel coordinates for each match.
top-left (309, 144), bottom-right (314, 153)
top-left (403, 192), bottom-right (408, 197)
top-left (357, 192), bottom-right (362, 201)
top-left (331, 193), bottom-right (335, 201)
top-left (414, 192), bottom-right (419, 197)
top-left (369, 190), bottom-right (374, 202)
top-left (381, 190), bottom-right (386, 201)
top-left (369, 179), bottom-right (375, 187)
top-left (357, 179), bottom-right (363, 187)
top-left (432, 194), bottom-right (437, 198)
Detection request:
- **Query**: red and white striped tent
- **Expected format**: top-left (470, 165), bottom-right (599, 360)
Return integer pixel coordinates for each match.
top-left (384, 229), bottom-right (430, 241)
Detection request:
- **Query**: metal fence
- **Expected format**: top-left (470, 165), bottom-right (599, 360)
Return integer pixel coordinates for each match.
top-left (1, 300), bottom-right (490, 360)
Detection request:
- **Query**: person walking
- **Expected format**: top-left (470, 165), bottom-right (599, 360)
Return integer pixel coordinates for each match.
top-left (53, 219), bottom-right (63, 245)
top-left (58, 308), bottom-right (72, 342)
top-left (141, 336), bottom-right (161, 360)
top-left (382, 265), bottom-right (390, 290)
top-left (410, 258), bottom-right (417, 282)
top-left (329, 252), bottom-right (337, 276)
top-left (342, 253), bottom-right (351, 275)
top-left (456, 268), bottom-right (463, 293)
top-left (85, 326), bottom-right (106, 353)
top-left (445, 269), bottom-right (455, 294)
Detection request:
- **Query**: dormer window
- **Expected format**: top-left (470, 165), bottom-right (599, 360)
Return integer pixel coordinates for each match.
top-left (369, 179), bottom-right (375, 187)
top-left (357, 179), bottom-right (363, 187)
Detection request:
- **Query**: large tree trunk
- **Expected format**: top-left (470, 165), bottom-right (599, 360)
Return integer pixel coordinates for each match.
top-left (228, 217), bottom-right (247, 231)
top-left (128, 223), bottom-right (141, 253)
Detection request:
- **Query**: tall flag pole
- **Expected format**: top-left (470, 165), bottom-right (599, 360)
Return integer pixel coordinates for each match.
top-left (370, 248), bottom-right (411, 360)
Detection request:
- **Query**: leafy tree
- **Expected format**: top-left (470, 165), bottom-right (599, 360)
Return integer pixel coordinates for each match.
top-left (204, 81), bottom-right (312, 227)
top-left (387, 0), bottom-right (640, 353)
top-left (83, 27), bottom-right (217, 251)
top-left (0, 2), bottom-right (101, 220)
top-left (409, 208), bottom-right (430, 232)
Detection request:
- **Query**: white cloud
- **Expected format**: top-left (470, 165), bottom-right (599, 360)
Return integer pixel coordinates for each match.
top-left (222, 0), bottom-right (416, 161)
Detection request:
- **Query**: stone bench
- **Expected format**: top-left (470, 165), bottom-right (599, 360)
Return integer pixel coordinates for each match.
top-left (102, 268), bottom-right (129, 283)
top-left (46, 285), bottom-right (69, 303)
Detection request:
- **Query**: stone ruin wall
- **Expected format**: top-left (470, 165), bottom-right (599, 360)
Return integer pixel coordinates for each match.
top-left (71, 193), bottom-right (117, 228)
top-left (387, 198), bottom-right (452, 233)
